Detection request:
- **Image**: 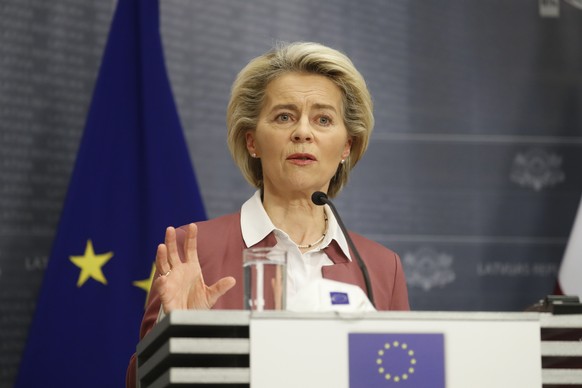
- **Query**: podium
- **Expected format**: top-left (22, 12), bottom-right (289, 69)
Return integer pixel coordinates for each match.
top-left (136, 310), bottom-right (582, 387)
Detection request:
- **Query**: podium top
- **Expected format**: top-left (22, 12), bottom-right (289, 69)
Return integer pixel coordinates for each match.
top-left (145, 309), bottom-right (582, 328)
top-left (247, 310), bottom-right (542, 322)
top-left (163, 310), bottom-right (251, 325)
top-left (149, 309), bottom-right (552, 329)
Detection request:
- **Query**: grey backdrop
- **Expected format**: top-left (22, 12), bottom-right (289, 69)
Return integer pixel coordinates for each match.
top-left (1, 0), bottom-right (581, 385)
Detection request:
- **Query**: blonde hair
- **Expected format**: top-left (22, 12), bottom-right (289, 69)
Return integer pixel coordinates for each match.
top-left (226, 42), bottom-right (374, 198)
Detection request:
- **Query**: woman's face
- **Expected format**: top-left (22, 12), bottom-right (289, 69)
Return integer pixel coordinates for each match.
top-left (246, 72), bottom-right (352, 197)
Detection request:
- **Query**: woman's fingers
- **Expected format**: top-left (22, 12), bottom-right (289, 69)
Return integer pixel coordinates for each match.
top-left (183, 223), bottom-right (199, 264)
top-left (155, 243), bottom-right (171, 275)
top-left (156, 223), bottom-right (236, 311)
top-left (164, 226), bottom-right (181, 269)
top-left (206, 276), bottom-right (237, 307)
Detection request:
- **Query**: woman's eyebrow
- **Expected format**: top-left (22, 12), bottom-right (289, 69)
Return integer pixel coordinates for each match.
top-left (268, 103), bottom-right (338, 113)
top-left (270, 104), bottom-right (299, 112)
top-left (312, 103), bottom-right (338, 112)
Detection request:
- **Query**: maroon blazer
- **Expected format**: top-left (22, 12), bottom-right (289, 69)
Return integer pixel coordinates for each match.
top-left (126, 212), bottom-right (409, 387)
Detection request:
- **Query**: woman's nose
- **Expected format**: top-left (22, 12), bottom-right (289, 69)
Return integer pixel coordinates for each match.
top-left (291, 118), bottom-right (313, 142)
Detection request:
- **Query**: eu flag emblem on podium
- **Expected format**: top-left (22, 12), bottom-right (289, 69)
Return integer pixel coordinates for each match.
top-left (349, 333), bottom-right (445, 388)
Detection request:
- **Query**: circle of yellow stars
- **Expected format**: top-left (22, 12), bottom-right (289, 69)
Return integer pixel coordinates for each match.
top-left (376, 341), bottom-right (416, 382)
top-left (69, 239), bottom-right (156, 305)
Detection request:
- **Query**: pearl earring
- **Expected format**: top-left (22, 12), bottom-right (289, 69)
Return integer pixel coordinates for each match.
top-left (252, 153), bottom-right (257, 158)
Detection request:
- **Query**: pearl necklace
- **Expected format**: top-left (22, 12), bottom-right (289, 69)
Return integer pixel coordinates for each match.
top-left (297, 212), bottom-right (328, 249)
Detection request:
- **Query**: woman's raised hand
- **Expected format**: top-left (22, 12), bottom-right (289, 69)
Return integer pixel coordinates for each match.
top-left (154, 223), bottom-right (236, 313)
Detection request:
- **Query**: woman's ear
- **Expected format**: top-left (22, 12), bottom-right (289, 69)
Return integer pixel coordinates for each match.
top-left (246, 131), bottom-right (257, 156)
top-left (341, 137), bottom-right (352, 159)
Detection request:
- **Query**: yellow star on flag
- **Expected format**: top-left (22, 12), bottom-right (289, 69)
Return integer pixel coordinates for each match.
top-left (70, 239), bottom-right (114, 287)
top-left (133, 263), bottom-right (156, 307)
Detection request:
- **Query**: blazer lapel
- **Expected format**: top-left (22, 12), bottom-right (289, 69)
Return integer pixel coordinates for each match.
top-left (322, 240), bottom-right (367, 292)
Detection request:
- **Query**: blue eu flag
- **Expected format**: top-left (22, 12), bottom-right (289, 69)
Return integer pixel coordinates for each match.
top-left (349, 333), bottom-right (445, 388)
top-left (15, 0), bottom-right (206, 386)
